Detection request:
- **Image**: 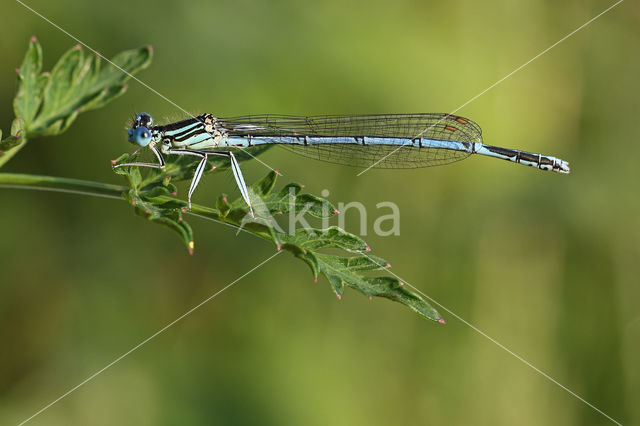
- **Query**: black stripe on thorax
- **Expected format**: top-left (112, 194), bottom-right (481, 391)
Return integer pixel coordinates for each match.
top-left (154, 114), bottom-right (209, 132)
top-left (173, 127), bottom-right (210, 142)
top-left (171, 123), bottom-right (207, 139)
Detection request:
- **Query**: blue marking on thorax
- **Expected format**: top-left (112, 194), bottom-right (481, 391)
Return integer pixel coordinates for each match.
top-left (172, 131), bottom-right (213, 148)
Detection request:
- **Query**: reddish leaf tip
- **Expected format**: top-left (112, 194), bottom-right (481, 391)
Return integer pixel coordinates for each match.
top-left (365, 245), bottom-right (371, 252)
top-left (273, 169), bottom-right (279, 174)
top-left (368, 296), bottom-right (373, 301)
top-left (438, 318), bottom-right (446, 325)
top-left (30, 36), bottom-right (37, 42)
top-left (123, 84), bottom-right (129, 90)
top-left (313, 277), bottom-right (318, 283)
top-left (144, 209), bottom-right (150, 214)
top-left (171, 191), bottom-right (177, 196)
top-left (13, 135), bottom-right (20, 140)
top-left (276, 243), bottom-right (282, 251)
top-left (276, 211), bottom-right (283, 215)
top-left (210, 164), bottom-right (216, 171)
top-left (110, 160), bottom-right (117, 165)
top-left (393, 293), bottom-right (399, 298)
top-left (14, 68), bottom-right (20, 74)
top-left (73, 44), bottom-right (82, 50)
top-left (146, 45), bottom-right (154, 52)
top-left (222, 196), bottom-right (227, 203)
top-left (300, 184), bottom-right (305, 188)
top-left (131, 200), bottom-right (136, 206)
top-left (178, 216), bottom-right (183, 222)
top-left (398, 281), bottom-right (404, 286)
top-left (181, 208), bottom-right (187, 213)
top-left (336, 294), bottom-right (342, 300)
top-left (385, 262), bottom-right (391, 268)
top-left (188, 241), bottom-right (194, 255)
top-left (333, 208), bottom-right (340, 215)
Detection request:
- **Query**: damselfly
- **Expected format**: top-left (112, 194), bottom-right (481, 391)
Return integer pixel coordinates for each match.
top-left (114, 113), bottom-right (570, 214)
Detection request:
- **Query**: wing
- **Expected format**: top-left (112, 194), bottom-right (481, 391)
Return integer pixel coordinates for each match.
top-left (217, 114), bottom-right (483, 169)
top-left (281, 143), bottom-right (468, 169)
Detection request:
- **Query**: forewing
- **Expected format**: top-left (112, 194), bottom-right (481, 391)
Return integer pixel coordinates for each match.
top-left (218, 114), bottom-right (482, 169)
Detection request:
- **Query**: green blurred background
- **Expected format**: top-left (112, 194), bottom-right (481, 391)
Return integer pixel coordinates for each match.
top-left (1, 0), bottom-right (638, 424)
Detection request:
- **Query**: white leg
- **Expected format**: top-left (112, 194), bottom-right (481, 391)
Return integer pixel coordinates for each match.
top-left (188, 155), bottom-right (208, 209)
top-left (193, 150), bottom-right (254, 216)
top-left (113, 144), bottom-right (165, 169)
top-left (166, 149), bottom-right (207, 209)
top-left (227, 151), bottom-right (253, 217)
top-left (126, 146), bottom-right (254, 214)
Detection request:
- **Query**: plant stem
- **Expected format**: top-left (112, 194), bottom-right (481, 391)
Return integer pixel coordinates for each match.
top-left (0, 139), bottom-right (28, 169)
top-left (0, 172), bottom-right (127, 197)
top-left (0, 172), bottom-right (263, 239)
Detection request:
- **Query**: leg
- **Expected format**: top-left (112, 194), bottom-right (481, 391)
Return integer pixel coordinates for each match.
top-left (226, 151), bottom-right (253, 217)
top-left (180, 149), bottom-right (253, 216)
top-left (165, 149), bottom-right (208, 209)
top-left (113, 144), bottom-right (165, 169)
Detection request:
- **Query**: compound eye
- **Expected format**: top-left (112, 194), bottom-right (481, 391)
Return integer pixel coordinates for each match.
top-left (128, 126), bottom-right (152, 147)
top-left (136, 112), bottom-right (153, 128)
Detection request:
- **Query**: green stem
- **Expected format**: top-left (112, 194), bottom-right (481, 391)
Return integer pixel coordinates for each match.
top-left (0, 172), bottom-right (127, 196)
top-left (0, 138), bottom-right (28, 169)
top-left (0, 172), bottom-right (267, 240)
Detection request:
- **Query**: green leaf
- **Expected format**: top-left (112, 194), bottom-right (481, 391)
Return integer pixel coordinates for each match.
top-left (112, 156), bottom-right (443, 322)
top-left (254, 168), bottom-right (277, 196)
top-left (13, 36), bottom-right (44, 124)
top-left (114, 155), bottom-right (193, 253)
top-left (2, 38), bottom-right (153, 169)
top-left (29, 44), bottom-right (152, 137)
top-left (122, 185), bottom-right (194, 254)
top-left (88, 46), bottom-right (153, 94)
top-left (216, 193), bottom-right (231, 217)
top-left (280, 227), bottom-right (368, 253)
top-left (38, 45), bottom-right (84, 127)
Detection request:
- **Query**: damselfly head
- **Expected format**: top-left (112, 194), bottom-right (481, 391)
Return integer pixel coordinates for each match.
top-left (128, 126), bottom-right (152, 147)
